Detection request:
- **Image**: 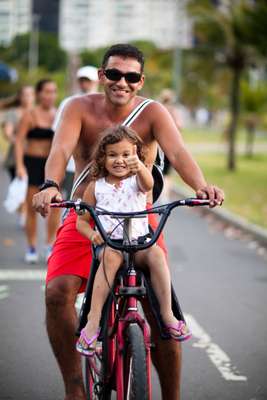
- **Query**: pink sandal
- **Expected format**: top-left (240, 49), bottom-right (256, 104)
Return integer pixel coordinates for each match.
top-left (165, 321), bottom-right (192, 342)
top-left (76, 327), bottom-right (100, 357)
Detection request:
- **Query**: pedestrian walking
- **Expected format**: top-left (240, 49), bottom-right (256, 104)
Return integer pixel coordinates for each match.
top-left (1, 86), bottom-right (35, 226)
top-left (15, 79), bottom-right (60, 263)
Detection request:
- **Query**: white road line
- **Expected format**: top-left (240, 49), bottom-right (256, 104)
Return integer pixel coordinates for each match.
top-left (0, 270), bottom-right (46, 281)
top-left (0, 285), bottom-right (9, 300)
top-left (185, 313), bottom-right (247, 382)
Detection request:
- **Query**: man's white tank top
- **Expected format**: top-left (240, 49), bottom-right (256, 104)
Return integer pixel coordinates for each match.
top-left (95, 175), bottom-right (149, 240)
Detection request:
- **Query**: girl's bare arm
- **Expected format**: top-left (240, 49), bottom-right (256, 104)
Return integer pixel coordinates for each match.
top-left (126, 145), bottom-right (153, 192)
top-left (76, 181), bottom-right (104, 245)
top-left (76, 181), bottom-right (95, 239)
top-left (135, 162), bottom-right (154, 193)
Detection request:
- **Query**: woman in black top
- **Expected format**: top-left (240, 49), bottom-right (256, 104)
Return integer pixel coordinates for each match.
top-left (15, 79), bottom-right (61, 263)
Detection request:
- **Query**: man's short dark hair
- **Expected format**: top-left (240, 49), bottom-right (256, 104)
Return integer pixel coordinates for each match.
top-left (102, 44), bottom-right (145, 72)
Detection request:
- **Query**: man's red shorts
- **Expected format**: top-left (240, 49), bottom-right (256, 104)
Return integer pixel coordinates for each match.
top-left (46, 204), bottom-right (168, 293)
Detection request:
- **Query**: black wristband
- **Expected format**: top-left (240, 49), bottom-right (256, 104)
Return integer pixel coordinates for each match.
top-left (39, 179), bottom-right (60, 192)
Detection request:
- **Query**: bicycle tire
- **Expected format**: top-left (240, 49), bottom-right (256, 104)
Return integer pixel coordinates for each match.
top-left (123, 323), bottom-right (149, 400)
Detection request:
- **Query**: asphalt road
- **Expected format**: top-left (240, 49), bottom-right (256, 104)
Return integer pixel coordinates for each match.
top-left (0, 168), bottom-right (266, 400)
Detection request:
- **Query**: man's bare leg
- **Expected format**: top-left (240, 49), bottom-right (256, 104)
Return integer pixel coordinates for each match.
top-left (45, 275), bottom-right (86, 400)
top-left (142, 299), bottom-right (182, 400)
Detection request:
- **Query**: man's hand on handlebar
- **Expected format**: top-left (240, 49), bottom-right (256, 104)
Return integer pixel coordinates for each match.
top-left (33, 187), bottom-right (63, 217)
top-left (196, 184), bottom-right (224, 208)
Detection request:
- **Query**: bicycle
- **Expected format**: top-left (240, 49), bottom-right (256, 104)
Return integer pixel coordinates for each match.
top-left (51, 197), bottom-right (210, 399)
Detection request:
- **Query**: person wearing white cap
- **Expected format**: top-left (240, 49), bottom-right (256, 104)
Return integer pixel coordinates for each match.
top-left (76, 65), bottom-right (99, 94)
top-left (53, 66), bottom-right (99, 198)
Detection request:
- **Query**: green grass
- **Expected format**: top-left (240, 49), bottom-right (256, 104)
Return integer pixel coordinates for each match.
top-left (182, 126), bottom-right (267, 145)
top-left (182, 126), bottom-right (222, 143)
top-left (174, 153), bottom-right (267, 229)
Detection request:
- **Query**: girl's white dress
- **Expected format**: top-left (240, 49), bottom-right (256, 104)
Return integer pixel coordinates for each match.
top-left (95, 175), bottom-right (149, 240)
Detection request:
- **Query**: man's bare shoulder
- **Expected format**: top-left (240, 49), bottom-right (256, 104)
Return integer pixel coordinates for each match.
top-left (146, 100), bottom-right (167, 114)
top-left (63, 93), bottom-right (104, 112)
top-left (140, 99), bottom-right (170, 123)
top-left (70, 93), bottom-right (103, 106)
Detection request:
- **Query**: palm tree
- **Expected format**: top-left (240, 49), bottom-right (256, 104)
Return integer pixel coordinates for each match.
top-left (240, 80), bottom-right (267, 157)
top-left (187, 0), bottom-right (267, 170)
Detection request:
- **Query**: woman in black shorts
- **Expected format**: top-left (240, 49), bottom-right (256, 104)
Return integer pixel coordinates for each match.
top-left (15, 79), bottom-right (61, 263)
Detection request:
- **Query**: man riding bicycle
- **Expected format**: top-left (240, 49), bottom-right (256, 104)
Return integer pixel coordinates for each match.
top-left (33, 44), bottom-right (224, 400)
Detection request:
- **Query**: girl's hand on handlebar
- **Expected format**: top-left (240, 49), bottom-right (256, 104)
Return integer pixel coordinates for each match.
top-left (196, 184), bottom-right (224, 207)
top-left (32, 187), bottom-right (63, 217)
top-left (90, 231), bottom-right (104, 245)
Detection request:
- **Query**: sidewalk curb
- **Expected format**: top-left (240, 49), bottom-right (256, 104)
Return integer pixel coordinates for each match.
top-left (172, 185), bottom-right (267, 248)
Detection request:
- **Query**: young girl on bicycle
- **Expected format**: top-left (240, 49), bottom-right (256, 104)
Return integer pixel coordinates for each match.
top-left (76, 125), bottom-right (191, 356)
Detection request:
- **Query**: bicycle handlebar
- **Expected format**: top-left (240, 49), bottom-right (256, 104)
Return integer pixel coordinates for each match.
top-left (51, 198), bottom-right (210, 252)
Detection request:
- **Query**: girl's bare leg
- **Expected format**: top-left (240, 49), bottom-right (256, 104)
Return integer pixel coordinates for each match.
top-left (135, 246), bottom-right (181, 326)
top-left (137, 247), bottom-right (183, 399)
top-left (79, 247), bottom-right (123, 348)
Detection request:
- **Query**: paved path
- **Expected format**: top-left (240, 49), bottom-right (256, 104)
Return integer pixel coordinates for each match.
top-left (0, 169), bottom-right (266, 399)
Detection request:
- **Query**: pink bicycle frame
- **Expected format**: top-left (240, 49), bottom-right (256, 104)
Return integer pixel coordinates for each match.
top-left (114, 267), bottom-right (152, 400)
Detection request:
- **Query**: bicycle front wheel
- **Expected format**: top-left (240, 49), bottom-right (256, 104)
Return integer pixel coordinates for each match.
top-left (123, 323), bottom-right (149, 400)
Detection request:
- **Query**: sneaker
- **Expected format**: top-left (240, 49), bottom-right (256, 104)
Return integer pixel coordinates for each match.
top-left (24, 247), bottom-right (39, 264)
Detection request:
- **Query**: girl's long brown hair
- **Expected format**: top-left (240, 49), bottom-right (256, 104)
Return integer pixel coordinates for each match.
top-left (90, 125), bottom-right (146, 179)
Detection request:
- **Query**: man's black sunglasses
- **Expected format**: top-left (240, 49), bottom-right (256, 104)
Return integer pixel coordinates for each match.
top-left (104, 68), bottom-right (142, 84)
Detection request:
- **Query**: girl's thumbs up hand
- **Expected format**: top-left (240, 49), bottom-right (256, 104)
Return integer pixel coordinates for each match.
top-left (126, 145), bottom-right (141, 173)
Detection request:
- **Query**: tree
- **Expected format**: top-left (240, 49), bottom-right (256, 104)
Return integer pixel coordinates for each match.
top-left (187, 0), bottom-right (267, 170)
top-left (240, 79), bottom-right (267, 157)
top-left (1, 32), bottom-right (67, 72)
top-left (181, 47), bottom-right (230, 111)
